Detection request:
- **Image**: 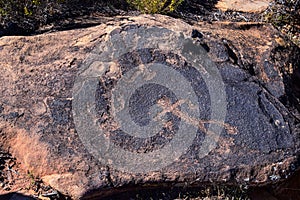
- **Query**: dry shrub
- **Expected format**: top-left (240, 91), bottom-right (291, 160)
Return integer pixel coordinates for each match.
top-left (126, 0), bottom-right (184, 13)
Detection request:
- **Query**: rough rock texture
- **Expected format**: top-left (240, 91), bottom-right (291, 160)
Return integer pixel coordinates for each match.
top-left (216, 0), bottom-right (272, 13)
top-left (0, 15), bottom-right (299, 199)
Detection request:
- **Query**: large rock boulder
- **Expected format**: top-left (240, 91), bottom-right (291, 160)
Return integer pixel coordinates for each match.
top-left (0, 15), bottom-right (299, 199)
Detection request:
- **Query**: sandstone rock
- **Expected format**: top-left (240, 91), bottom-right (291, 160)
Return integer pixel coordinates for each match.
top-left (216, 0), bottom-right (272, 13)
top-left (0, 15), bottom-right (299, 199)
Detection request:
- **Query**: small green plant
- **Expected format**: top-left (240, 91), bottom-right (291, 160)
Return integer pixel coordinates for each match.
top-left (126, 0), bottom-right (184, 14)
top-left (0, 0), bottom-right (68, 34)
top-left (27, 170), bottom-right (35, 185)
top-left (263, 0), bottom-right (300, 46)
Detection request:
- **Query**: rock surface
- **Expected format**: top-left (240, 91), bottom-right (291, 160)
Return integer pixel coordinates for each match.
top-left (0, 15), bottom-right (299, 199)
top-left (216, 0), bottom-right (272, 13)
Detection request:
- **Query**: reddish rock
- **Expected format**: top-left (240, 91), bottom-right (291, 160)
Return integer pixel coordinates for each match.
top-left (216, 0), bottom-right (272, 13)
top-left (0, 15), bottom-right (299, 199)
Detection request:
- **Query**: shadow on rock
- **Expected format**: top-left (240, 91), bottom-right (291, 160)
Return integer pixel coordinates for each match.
top-left (178, 0), bottom-right (219, 13)
top-left (292, 67), bottom-right (300, 99)
top-left (0, 193), bottom-right (35, 200)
